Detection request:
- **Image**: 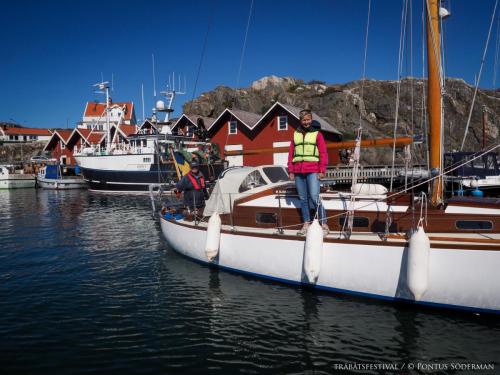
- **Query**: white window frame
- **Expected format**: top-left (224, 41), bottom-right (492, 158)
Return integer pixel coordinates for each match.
top-left (61, 142), bottom-right (66, 149)
top-left (277, 115), bottom-right (288, 131)
top-left (228, 120), bottom-right (237, 135)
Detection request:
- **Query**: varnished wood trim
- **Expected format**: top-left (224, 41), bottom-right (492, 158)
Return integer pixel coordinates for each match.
top-left (429, 236), bottom-right (500, 244)
top-left (233, 187), bottom-right (276, 205)
top-left (161, 217), bottom-right (500, 251)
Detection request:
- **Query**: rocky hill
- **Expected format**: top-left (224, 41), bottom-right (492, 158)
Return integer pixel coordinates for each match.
top-left (183, 76), bottom-right (500, 164)
top-left (0, 142), bottom-right (47, 164)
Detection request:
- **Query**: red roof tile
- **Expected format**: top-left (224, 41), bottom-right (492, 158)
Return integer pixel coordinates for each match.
top-left (84, 102), bottom-right (134, 121)
top-left (87, 132), bottom-right (105, 144)
top-left (54, 129), bottom-right (73, 142)
top-left (112, 124), bottom-right (137, 136)
top-left (65, 128), bottom-right (105, 148)
top-left (4, 127), bottom-right (51, 136)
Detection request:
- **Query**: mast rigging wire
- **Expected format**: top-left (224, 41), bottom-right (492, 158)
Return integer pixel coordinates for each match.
top-left (343, 0), bottom-right (371, 239)
top-left (222, 0), bottom-right (255, 159)
top-left (236, 0), bottom-right (254, 88)
top-left (389, 0), bottom-right (410, 193)
top-left (493, 10), bottom-right (500, 87)
top-left (460, 0), bottom-right (499, 150)
top-left (276, 141), bottom-right (500, 231)
top-left (186, 0), bottom-right (216, 114)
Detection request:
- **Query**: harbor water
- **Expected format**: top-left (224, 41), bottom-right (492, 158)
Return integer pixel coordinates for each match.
top-left (1, 190), bottom-right (499, 374)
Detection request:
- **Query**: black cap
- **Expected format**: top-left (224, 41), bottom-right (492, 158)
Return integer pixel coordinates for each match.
top-left (190, 160), bottom-right (200, 168)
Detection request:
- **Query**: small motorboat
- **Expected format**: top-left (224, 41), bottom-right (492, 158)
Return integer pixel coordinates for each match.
top-left (0, 165), bottom-right (36, 189)
top-left (37, 164), bottom-right (87, 190)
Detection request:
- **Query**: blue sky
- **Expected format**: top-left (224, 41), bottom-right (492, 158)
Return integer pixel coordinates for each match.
top-left (0, 0), bottom-right (498, 128)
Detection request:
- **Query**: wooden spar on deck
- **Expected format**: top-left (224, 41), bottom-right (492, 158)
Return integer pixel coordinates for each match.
top-left (224, 136), bottom-right (413, 156)
top-left (427, 0), bottom-right (444, 206)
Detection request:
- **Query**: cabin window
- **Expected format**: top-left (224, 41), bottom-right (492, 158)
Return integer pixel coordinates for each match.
top-left (143, 157), bottom-right (151, 163)
top-left (239, 170), bottom-right (266, 192)
top-left (263, 167), bottom-right (289, 183)
top-left (455, 220), bottom-right (493, 230)
top-left (228, 120), bottom-right (237, 135)
top-left (486, 155), bottom-right (497, 170)
top-left (256, 212), bottom-right (277, 224)
top-left (142, 140), bottom-right (147, 147)
top-left (339, 216), bottom-right (370, 228)
top-left (472, 159), bottom-right (485, 168)
top-left (278, 115), bottom-right (288, 131)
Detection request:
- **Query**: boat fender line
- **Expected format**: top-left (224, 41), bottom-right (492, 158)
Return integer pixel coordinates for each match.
top-left (407, 224), bottom-right (430, 301)
top-left (205, 212), bottom-right (221, 261)
top-left (304, 219), bottom-right (324, 284)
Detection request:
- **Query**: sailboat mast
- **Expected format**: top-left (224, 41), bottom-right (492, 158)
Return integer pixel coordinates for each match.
top-left (427, 0), bottom-right (444, 206)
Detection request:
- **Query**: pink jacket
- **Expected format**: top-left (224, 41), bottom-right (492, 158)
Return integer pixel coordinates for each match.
top-left (287, 131), bottom-right (328, 174)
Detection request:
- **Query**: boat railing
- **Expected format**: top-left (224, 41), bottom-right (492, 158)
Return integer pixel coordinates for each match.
top-left (325, 164), bottom-right (428, 183)
top-left (74, 143), bottom-right (156, 156)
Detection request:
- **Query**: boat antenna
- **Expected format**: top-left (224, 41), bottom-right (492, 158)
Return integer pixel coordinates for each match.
top-left (159, 73), bottom-right (186, 124)
top-left (141, 83), bottom-right (145, 122)
top-left (92, 80), bottom-right (111, 151)
top-left (460, 0), bottom-right (499, 151)
top-left (152, 53), bottom-right (157, 97)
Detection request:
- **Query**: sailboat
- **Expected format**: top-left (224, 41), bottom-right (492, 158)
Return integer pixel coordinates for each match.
top-left (158, 1), bottom-right (500, 314)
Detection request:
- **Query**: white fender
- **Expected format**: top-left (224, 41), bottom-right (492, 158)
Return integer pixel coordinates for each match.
top-left (303, 219), bottom-right (324, 283)
top-left (205, 212), bottom-right (221, 261)
top-left (352, 183), bottom-right (388, 195)
top-left (407, 226), bottom-right (430, 301)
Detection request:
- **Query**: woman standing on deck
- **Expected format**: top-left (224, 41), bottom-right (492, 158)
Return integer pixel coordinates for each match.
top-left (288, 108), bottom-right (329, 236)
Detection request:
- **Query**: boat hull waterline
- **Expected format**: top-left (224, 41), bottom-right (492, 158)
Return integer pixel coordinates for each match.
top-left (160, 217), bottom-right (500, 314)
top-left (0, 176), bottom-right (36, 189)
top-left (37, 177), bottom-right (87, 190)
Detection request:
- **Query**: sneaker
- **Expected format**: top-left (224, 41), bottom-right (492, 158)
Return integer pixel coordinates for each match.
top-left (297, 222), bottom-right (310, 236)
top-left (322, 224), bottom-right (330, 236)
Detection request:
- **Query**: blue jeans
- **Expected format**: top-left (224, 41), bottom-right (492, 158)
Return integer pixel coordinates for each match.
top-left (294, 173), bottom-right (326, 224)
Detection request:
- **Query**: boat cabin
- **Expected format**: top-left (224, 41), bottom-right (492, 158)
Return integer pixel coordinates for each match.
top-left (445, 151), bottom-right (499, 178)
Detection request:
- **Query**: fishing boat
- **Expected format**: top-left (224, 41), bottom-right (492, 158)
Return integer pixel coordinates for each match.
top-left (0, 165), bottom-right (36, 189)
top-left (158, 0), bottom-right (500, 314)
top-left (73, 82), bottom-right (226, 193)
top-left (36, 164), bottom-right (86, 190)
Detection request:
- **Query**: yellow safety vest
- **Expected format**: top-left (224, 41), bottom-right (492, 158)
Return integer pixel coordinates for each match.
top-left (293, 131), bottom-right (320, 162)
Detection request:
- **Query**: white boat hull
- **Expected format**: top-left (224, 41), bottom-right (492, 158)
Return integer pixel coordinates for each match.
top-left (0, 175), bottom-right (36, 189)
top-left (160, 217), bottom-right (500, 314)
top-left (37, 177), bottom-right (87, 190)
top-left (461, 176), bottom-right (500, 189)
